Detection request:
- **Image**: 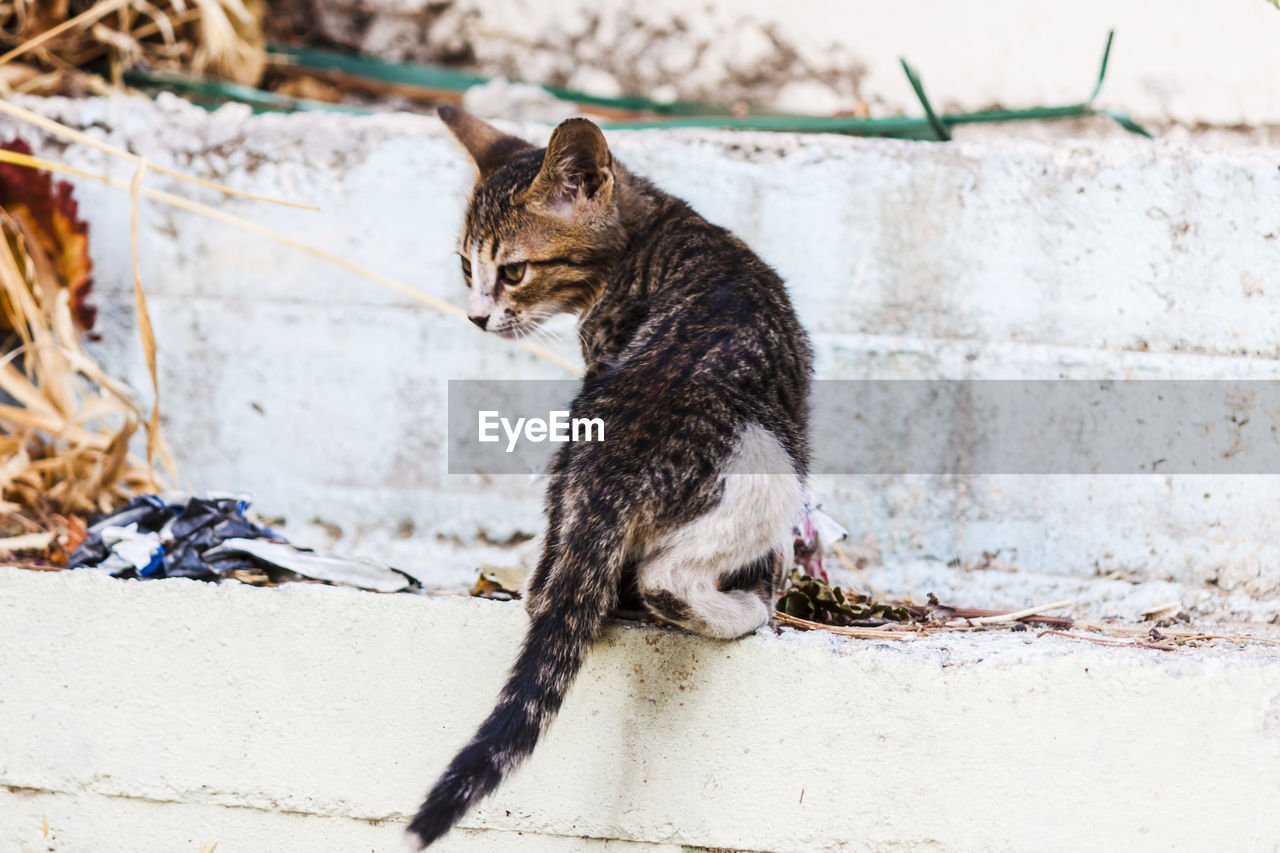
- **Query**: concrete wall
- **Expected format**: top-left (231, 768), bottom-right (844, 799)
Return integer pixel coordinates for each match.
top-left (6, 94), bottom-right (1280, 607)
top-left (5, 566), bottom-right (1280, 852)
top-left (295, 0), bottom-right (1280, 126)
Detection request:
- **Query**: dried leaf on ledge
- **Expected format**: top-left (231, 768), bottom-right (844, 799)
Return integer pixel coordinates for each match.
top-left (471, 565), bottom-right (529, 600)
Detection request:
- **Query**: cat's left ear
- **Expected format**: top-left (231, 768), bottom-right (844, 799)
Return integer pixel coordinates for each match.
top-left (438, 105), bottom-right (534, 179)
top-left (523, 118), bottom-right (614, 216)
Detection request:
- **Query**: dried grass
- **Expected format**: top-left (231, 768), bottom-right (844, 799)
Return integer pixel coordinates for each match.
top-left (0, 115), bottom-right (190, 558)
top-left (0, 196), bottom-right (164, 525)
top-left (190, 0), bottom-right (263, 86)
top-left (128, 156), bottom-right (165, 474)
top-left (0, 0), bottom-right (266, 95)
top-left (0, 0), bottom-right (131, 69)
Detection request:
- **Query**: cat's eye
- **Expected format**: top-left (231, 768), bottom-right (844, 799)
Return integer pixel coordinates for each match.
top-left (499, 262), bottom-right (527, 285)
top-left (459, 256), bottom-right (472, 279)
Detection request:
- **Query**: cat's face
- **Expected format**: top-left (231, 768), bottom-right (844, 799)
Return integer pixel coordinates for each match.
top-left (440, 108), bottom-right (625, 339)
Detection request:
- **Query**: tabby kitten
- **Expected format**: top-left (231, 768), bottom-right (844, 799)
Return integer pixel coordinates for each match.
top-left (407, 107), bottom-right (812, 848)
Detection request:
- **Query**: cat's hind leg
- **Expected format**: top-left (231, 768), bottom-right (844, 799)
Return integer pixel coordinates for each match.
top-left (637, 425), bottom-right (802, 639)
top-left (639, 552), bottom-right (774, 640)
top-left (638, 551), bottom-right (780, 639)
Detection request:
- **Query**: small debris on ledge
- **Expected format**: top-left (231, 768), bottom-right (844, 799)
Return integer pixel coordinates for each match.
top-left (471, 565), bottom-right (528, 600)
top-left (63, 492), bottom-right (419, 593)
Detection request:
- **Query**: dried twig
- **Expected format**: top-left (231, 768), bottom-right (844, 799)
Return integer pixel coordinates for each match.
top-left (1082, 624), bottom-right (1280, 647)
top-left (1181, 632), bottom-right (1280, 647)
top-left (774, 610), bottom-right (912, 640)
top-left (128, 155), bottom-right (173, 482)
top-left (1037, 629), bottom-right (1177, 651)
top-left (1037, 630), bottom-right (1142, 647)
top-left (968, 600), bottom-right (1074, 625)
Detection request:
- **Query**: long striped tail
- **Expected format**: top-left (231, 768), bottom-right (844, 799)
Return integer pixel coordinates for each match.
top-left (405, 523), bottom-right (625, 849)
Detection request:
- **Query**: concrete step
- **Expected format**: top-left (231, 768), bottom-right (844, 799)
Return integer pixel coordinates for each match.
top-left (3, 566), bottom-right (1279, 852)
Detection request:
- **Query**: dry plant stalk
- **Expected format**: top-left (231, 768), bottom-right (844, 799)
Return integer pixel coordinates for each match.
top-left (773, 610), bottom-right (913, 640)
top-left (190, 0), bottom-right (264, 86)
top-left (966, 599), bottom-right (1073, 625)
top-left (0, 215), bottom-right (160, 517)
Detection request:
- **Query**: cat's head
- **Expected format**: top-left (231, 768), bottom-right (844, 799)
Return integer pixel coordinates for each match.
top-left (439, 107), bottom-right (625, 338)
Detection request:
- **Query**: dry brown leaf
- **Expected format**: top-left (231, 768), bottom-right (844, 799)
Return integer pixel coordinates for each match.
top-left (0, 138), bottom-right (94, 334)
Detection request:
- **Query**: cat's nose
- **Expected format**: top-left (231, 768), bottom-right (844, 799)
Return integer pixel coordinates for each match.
top-left (468, 314), bottom-right (489, 330)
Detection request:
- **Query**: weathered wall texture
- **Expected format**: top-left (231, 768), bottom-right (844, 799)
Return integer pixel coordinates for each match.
top-left (5, 95), bottom-right (1280, 608)
top-left (288, 0), bottom-right (1280, 125)
top-left (4, 567), bottom-right (1280, 852)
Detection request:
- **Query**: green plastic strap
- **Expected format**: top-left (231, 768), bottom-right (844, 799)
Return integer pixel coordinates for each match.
top-left (1085, 31), bottom-right (1153, 137)
top-left (270, 46), bottom-right (732, 117)
top-left (129, 34), bottom-right (1151, 140)
top-left (1100, 110), bottom-right (1154, 139)
top-left (124, 69), bottom-right (370, 114)
top-left (596, 113), bottom-right (941, 138)
top-left (1090, 30), bottom-right (1116, 103)
top-left (271, 46), bottom-right (489, 92)
top-left (892, 29), bottom-right (1148, 139)
top-left (899, 58), bottom-right (951, 141)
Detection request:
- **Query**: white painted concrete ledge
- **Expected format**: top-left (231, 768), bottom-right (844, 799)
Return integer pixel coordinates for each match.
top-left (3, 566), bottom-right (1280, 852)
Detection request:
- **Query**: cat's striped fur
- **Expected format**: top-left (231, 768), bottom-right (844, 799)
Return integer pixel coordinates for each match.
top-left (406, 108), bottom-right (811, 848)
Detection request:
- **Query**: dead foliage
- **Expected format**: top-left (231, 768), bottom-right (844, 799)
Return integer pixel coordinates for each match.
top-left (0, 0), bottom-right (265, 96)
top-left (774, 572), bottom-right (1280, 652)
top-left (0, 136), bottom-right (170, 564)
top-left (777, 569), bottom-right (914, 625)
top-left (776, 570), bottom-right (1074, 632)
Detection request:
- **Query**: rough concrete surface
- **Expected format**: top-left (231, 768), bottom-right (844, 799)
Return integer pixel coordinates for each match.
top-left (4, 566), bottom-right (1280, 852)
top-left (285, 0), bottom-right (1280, 127)
top-left (3, 94), bottom-right (1280, 613)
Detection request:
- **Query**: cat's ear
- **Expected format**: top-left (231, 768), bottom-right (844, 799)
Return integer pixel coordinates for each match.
top-left (438, 105), bottom-right (534, 179)
top-left (523, 118), bottom-right (614, 216)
